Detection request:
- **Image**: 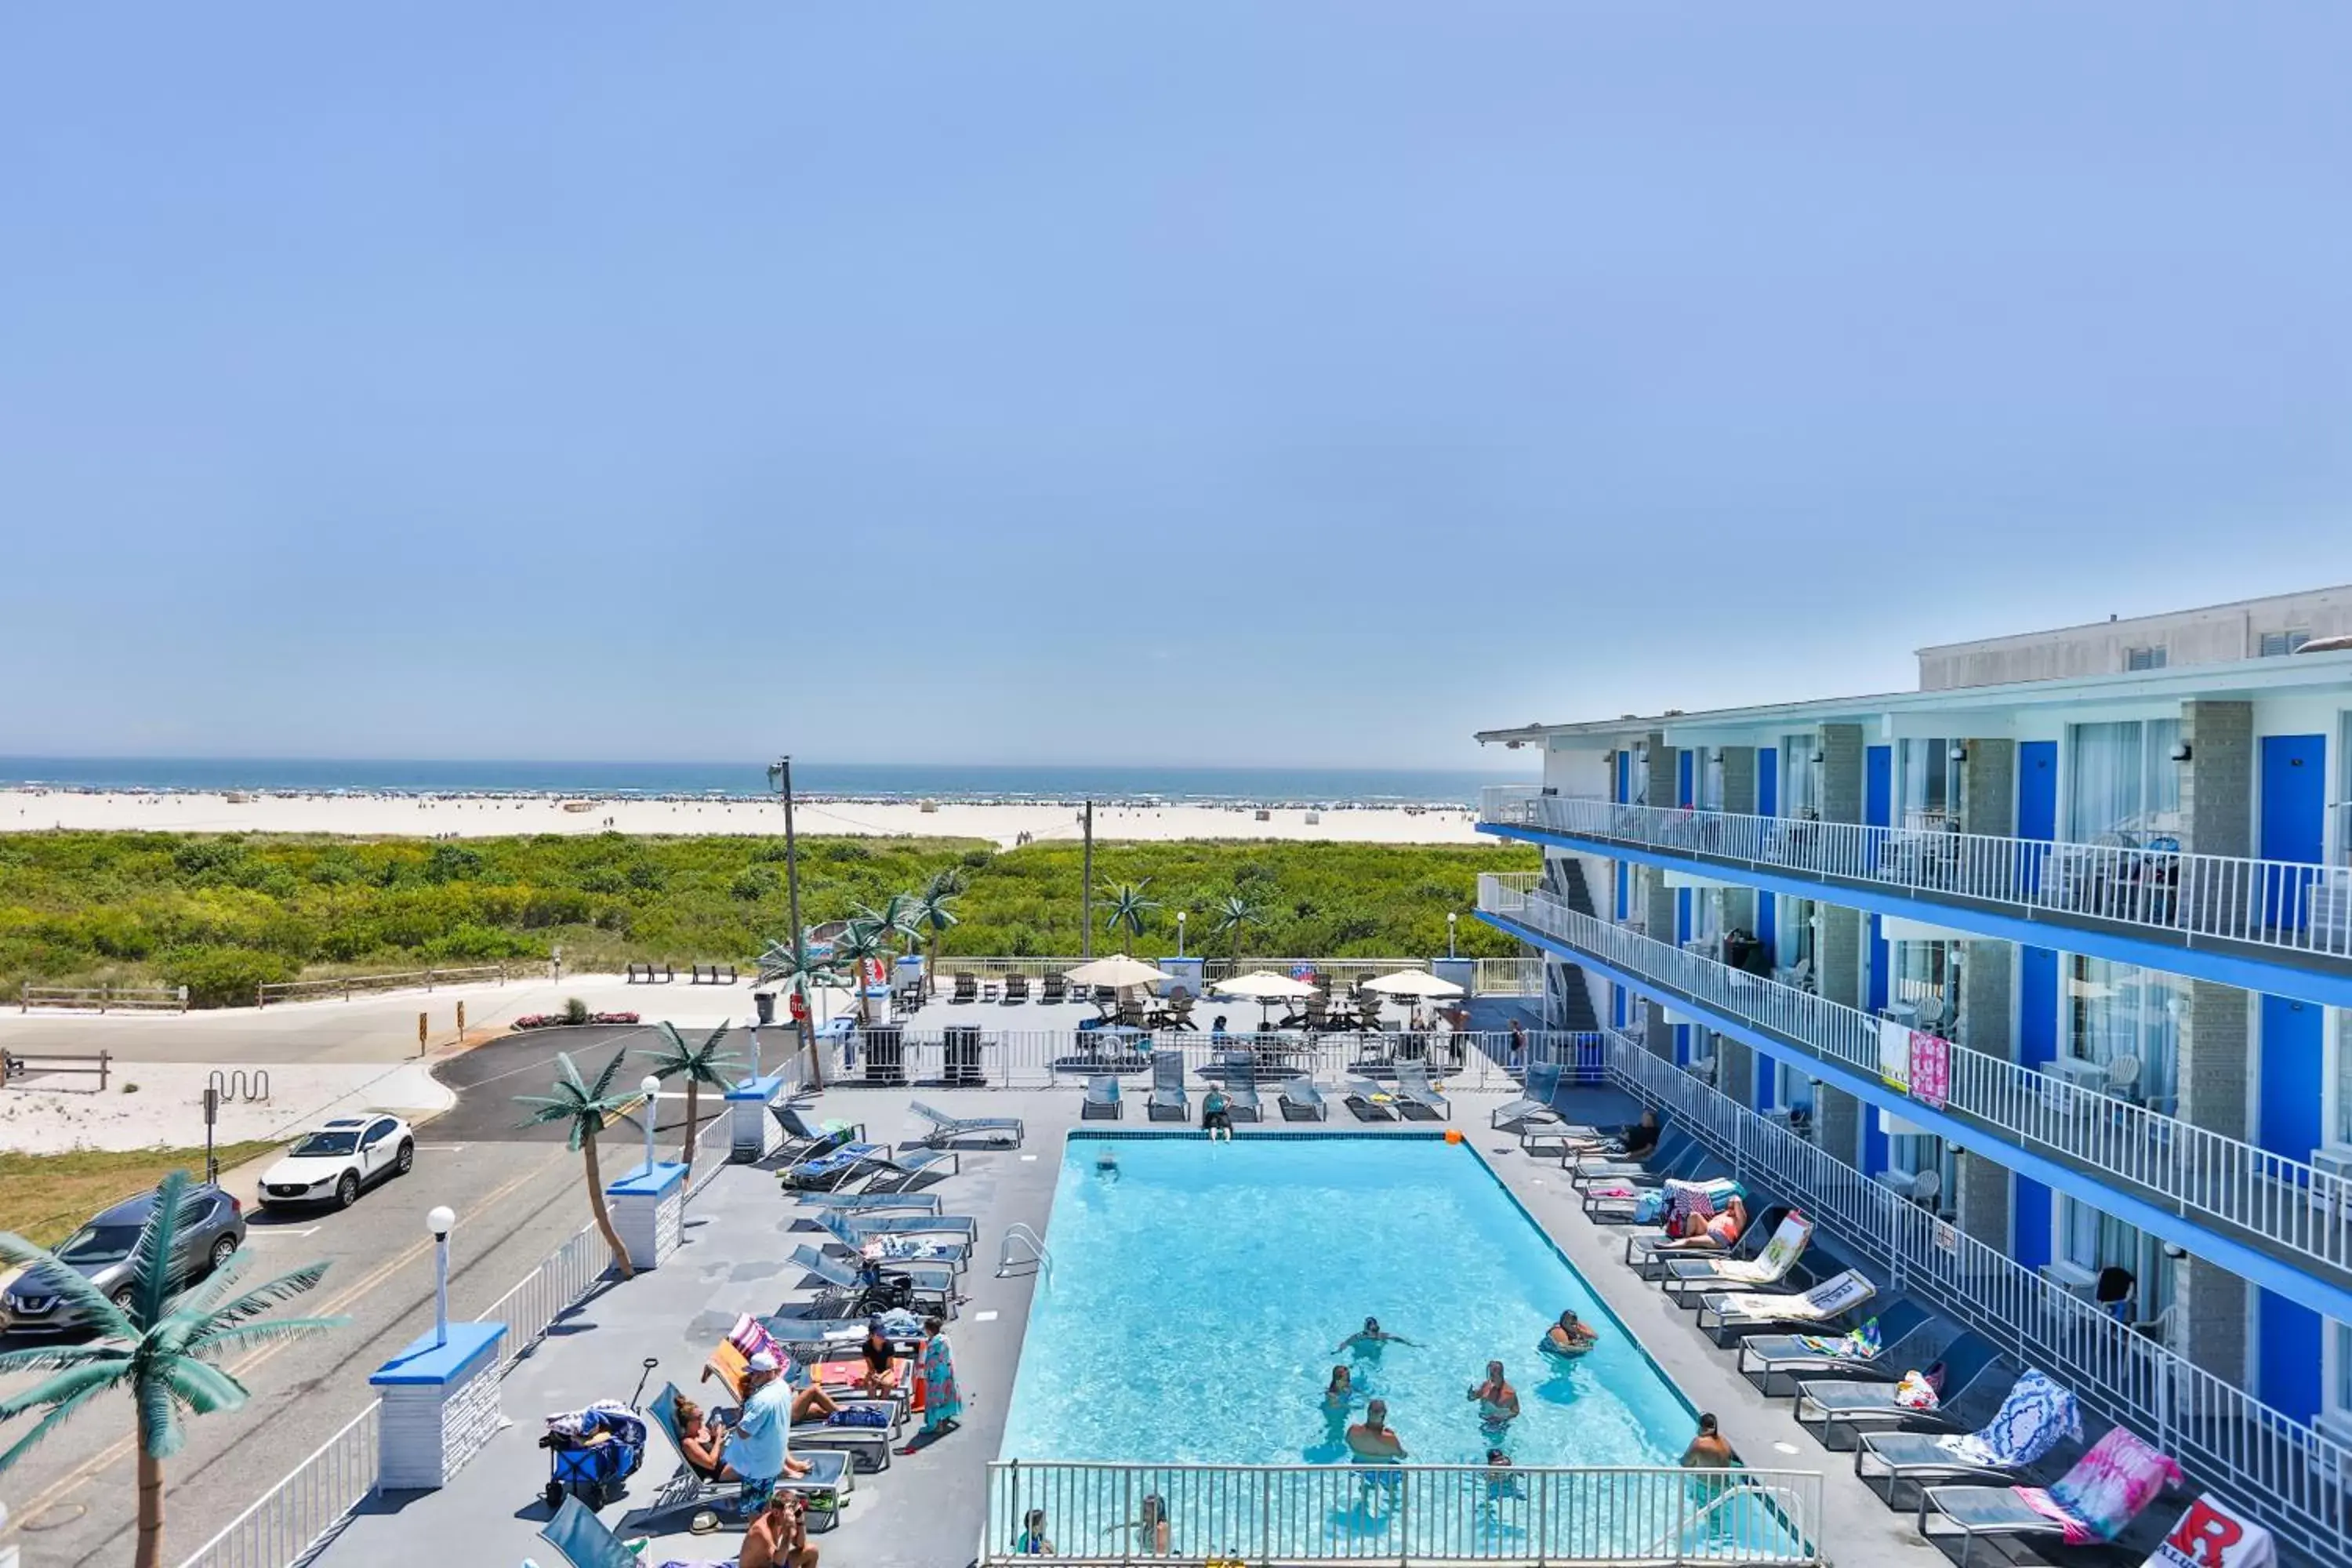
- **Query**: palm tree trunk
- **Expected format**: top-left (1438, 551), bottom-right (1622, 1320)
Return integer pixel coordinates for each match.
top-left (134, 1446), bottom-right (164, 1568)
top-left (582, 1130), bottom-right (634, 1280)
top-left (678, 1079), bottom-right (701, 1171)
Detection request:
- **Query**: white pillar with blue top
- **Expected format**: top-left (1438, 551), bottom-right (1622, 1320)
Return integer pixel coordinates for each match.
top-left (372, 1205), bottom-right (506, 1490)
top-left (728, 1073), bottom-right (787, 1162)
top-left (606, 1160), bottom-right (688, 1269)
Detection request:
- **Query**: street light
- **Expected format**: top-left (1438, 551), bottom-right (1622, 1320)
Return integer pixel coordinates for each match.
top-left (640, 1075), bottom-right (662, 1178)
top-left (426, 1206), bottom-right (456, 1348)
top-left (1177, 911), bottom-right (1187, 958)
top-left (1447, 912), bottom-right (1457, 960)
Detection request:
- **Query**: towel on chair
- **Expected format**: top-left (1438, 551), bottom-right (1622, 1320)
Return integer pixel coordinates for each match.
top-left (2014, 1427), bottom-right (2182, 1544)
top-left (1939, 1370), bottom-right (2081, 1469)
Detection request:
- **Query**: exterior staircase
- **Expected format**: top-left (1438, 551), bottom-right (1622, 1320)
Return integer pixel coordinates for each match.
top-left (1540, 857), bottom-right (1602, 1032)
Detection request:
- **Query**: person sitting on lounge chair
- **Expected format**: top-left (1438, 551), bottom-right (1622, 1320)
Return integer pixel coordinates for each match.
top-left (1543, 1311), bottom-right (1599, 1359)
top-left (1622, 1109), bottom-right (1664, 1160)
top-left (857, 1322), bottom-right (896, 1396)
top-left (672, 1392), bottom-right (730, 1476)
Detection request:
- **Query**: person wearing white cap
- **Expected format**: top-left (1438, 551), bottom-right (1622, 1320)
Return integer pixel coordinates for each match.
top-left (723, 1351), bottom-right (812, 1484)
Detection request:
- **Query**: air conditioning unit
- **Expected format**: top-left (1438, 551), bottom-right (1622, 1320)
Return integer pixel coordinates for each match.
top-left (2038, 1260), bottom-right (2100, 1300)
top-left (2313, 1147), bottom-right (2352, 1221)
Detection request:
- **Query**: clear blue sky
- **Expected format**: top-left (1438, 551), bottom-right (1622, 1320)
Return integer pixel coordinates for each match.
top-left (4, 4), bottom-right (2346, 768)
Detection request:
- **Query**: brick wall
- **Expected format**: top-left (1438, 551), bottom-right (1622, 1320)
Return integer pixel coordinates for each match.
top-left (2180, 700), bottom-right (2252, 859)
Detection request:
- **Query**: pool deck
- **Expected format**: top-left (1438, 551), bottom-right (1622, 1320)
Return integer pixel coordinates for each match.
top-left (310, 1083), bottom-right (1946, 1568)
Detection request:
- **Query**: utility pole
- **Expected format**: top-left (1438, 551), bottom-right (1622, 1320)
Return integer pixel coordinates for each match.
top-left (769, 756), bottom-right (821, 1091)
top-left (1080, 800), bottom-right (1094, 959)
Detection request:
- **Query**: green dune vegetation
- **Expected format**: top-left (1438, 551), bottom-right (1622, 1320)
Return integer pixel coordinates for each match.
top-left (0, 832), bottom-right (1539, 1007)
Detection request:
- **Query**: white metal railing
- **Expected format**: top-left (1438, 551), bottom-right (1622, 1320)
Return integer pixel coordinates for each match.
top-left (1474, 956), bottom-right (1544, 995)
top-left (1599, 1034), bottom-right (2351, 1565)
top-left (1479, 878), bottom-right (2352, 1279)
top-left (982, 1461), bottom-right (1822, 1565)
top-left (256, 964), bottom-right (509, 1006)
top-left (173, 1403), bottom-right (379, 1568)
top-left (927, 956), bottom-right (1439, 986)
top-left (1481, 786), bottom-right (2352, 971)
top-left (477, 1218), bottom-right (610, 1373)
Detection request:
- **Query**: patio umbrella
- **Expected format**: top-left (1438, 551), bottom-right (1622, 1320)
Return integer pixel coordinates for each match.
top-left (1211, 971), bottom-right (1318, 1000)
top-left (1062, 954), bottom-right (1176, 989)
top-left (1363, 970), bottom-right (1464, 998)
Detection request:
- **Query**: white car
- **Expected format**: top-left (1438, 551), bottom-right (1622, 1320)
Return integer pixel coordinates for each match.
top-left (258, 1114), bottom-right (415, 1210)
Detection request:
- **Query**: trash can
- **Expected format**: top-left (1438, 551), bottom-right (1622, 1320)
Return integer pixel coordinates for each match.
top-left (862, 1026), bottom-right (906, 1086)
top-left (753, 991), bottom-right (777, 1027)
top-left (944, 1025), bottom-right (984, 1087)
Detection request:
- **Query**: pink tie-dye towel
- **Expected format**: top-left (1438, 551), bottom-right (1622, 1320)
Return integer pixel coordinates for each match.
top-left (2013, 1427), bottom-right (2182, 1544)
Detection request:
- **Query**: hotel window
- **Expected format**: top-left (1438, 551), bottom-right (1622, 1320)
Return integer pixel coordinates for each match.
top-left (1897, 739), bottom-right (1960, 830)
top-left (1700, 748), bottom-right (1724, 811)
top-left (2258, 630), bottom-right (2310, 658)
top-left (2066, 956), bottom-right (2181, 1110)
top-left (2332, 1008), bottom-right (2352, 1151)
top-left (2057, 1199), bottom-right (2177, 1326)
top-left (2066, 720), bottom-right (2183, 842)
top-left (1890, 940), bottom-right (1957, 1030)
top-left (1782, 736), bottom-right (1820, 818)
top-left (2125, 645), bottom-right (2168, 671)
top-left (1777, 896), bottom-right (1817, 973)
top-left (2328, 1320), bottom-right (2352, 1438)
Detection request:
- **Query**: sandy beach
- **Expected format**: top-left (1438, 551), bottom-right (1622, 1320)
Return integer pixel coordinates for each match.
top-left (0, 789), bottom-right (1490, 847)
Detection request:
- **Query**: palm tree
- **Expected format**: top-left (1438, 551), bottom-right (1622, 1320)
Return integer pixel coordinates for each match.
top-left (832, 916), bottom-right (896, 1026)
top-left (866, 891), bottom-right (924, 956)
top-left (909, 870), bottom-right (964, 985)
top-left (0, 1171), bottom-right (347, 1568)
top-left (1210, 891), bottom-right (1263, 967)
top-left (1099, 880), bottom-right (1159, 954)
top-left (640, 1021), bottom-right (746, 1177)
top-left (514, 1048), bottom-right (644, 1280)
top-left (757, 934), bottom-right (847, 1091)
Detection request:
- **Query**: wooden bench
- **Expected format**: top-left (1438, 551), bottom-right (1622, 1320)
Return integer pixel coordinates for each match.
top-left (626, 962), bottom-right (676, 984)
top-left (690, 964), bottom-right (739, 985)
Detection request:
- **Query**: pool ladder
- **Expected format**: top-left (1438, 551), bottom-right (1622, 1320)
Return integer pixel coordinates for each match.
top-left (996, 1223), bottom-right (1052, 1279)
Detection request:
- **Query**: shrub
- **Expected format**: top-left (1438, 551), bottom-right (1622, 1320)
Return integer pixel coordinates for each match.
top-left (424, 844), bottom-right (485, 883)
top-left (563, 996), bottom-right (590, 1025)
top-left (731, 866), bottom-right (781, 902)
top-left (160, 946), bottom-right (295, 1007)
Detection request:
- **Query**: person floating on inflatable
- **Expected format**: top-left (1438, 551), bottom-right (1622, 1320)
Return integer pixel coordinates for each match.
top-left (1541, 1310), bottom-right (1600, 1360)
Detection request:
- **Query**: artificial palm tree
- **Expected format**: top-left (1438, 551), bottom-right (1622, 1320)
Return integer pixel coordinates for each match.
top-left (757, 934), bottom-right (848, 1091)
top-left (0, 1171), bottom-right (347, 1568)
top-left (832, 916), bottom-right (896, 1026)
top-left (640, 1020), bottom-right (746, 1177)
top-left (514, 1047), bottom-right (644, 1279)
top-left (909, 869), bottom-right (964, 990)
top-left (1099, 880), bottom-right (1160, 954)
top-left (1210, 891), bottom-right (1264, 967)
top-left (866, 891), bottom-right (924, 956)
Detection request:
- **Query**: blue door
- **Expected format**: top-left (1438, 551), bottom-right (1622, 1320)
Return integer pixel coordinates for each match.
top-left (1867, 913), bottom-right (1889, 1013)
top-left (1758, 747), bottom-right (1779, 817)
top-left (1755, 1054), bottom-right (1776, 1112)
top-left (2019, 947), bottom-right (2058, 1069)
top-left (1615, 863), bottom-right (1628, 921)
top-left (1862, 1104), bottom-right (1889, 1175)
top-left (1678, 750), bottom-right (1694, 808)
top-left (2259, 1289), bottom-right (2322, 1422)
top-left (2013, 1174), bottom-right (2052, 1270)
top-left (1615, 750), bottom-right (1632, 806)
top-left (2017, 740), bottom-right (2058, 895)
top-left (1866, 745), bottom-right (1892, 872)
top-left (2259, 734), bottom-right (2325, 932)
top-left (2259, 994), bottom-right (2323, 1160)
top-left (1757, 889), bottom-right (1777, 950)
top-left (1676, 888), bottom-right (1691, 945)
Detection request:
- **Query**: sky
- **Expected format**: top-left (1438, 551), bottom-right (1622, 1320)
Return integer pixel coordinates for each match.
top-left (3, 4), bottom-right (2347, 770)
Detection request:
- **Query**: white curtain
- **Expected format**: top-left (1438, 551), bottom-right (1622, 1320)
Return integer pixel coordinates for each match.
top-left (2067, 956), bottom-right (2180, 1106)
top-left (2068, 720), bottom-right (2183, 840)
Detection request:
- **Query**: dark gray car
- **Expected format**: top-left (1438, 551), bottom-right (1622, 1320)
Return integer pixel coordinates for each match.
top-left (2, 1181), bottom-right (247, 1334)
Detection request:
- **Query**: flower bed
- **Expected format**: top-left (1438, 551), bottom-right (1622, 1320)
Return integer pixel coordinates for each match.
top-left (513, 1011), bottom-right (641, 1029)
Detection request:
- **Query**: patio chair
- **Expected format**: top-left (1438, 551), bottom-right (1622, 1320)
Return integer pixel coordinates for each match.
top-left (1660, 1214), bottom-right (1815, 1303)
top-left (951, 972), bottom-right (978, 1004)
top-left (1342, 1076), bottom-right (1398, 1122)
top-left (1147, 1050), bottom-right (1189, 1122)
top-left (635, 1386), bottom-right (855, 1530)
top-left (1218, 1051), bottom-right (1263, 1122)
top-left (908, 1100), bottom-right (1024, 1149)
top-left (1392, 1062), bottom-right (1450, 1120)
top-left (779, 1142), bottom-right (891, 1192)
top-left (856, 1146), bottom-right (960, 1193)
top-left (1734, 1298), bottom-right (1940, 1395)
top-left (1040, 972), bottom-right (1067, 1004)
top-left (1855, 1370), bottom-right (2087, 1506)
top-left (1004, 973), bottom-right (1030, 1004)
top-left (1695, 1268), bottom-right (1877, 1345)
top-left (789, 1243), bottom-right (955, 1319)
top-left (813, 1210), bottom-right (973, 1270)
top-left (770, 1101), bottom-right (864, 1163)
top-left (1162, 994), bottom-right (1196, 1032)
top-left (1081, 1074), bottom-right (1123, 1120)
top-left (1490, 1061), bottom-right (1563, 1129)
top-left (1791, 1338), bottom-right (2009, 1445)
top-left (1280, 1077), bottom-right (1328, 1122)
top-left (1915, 1425), bottom-right (2183, 1566)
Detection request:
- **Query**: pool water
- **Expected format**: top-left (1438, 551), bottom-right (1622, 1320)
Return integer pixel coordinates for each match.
top-left (999, 1135), bottom-right (1697, 1468)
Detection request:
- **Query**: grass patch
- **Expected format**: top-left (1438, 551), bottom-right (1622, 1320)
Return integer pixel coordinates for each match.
top-left (0, 1142), bottom-right (279, 1248)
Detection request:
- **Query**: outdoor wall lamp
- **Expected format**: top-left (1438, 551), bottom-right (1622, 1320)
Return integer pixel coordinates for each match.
top-left (2170, 740), bottom-right (2192, 762)
top-left (1947, 745), bottom-right (1968, 763)
top-left (640, 1075), bottom-right (662, 1177)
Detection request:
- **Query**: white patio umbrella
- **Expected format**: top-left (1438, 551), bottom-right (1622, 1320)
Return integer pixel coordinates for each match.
top-left (1212, 971), bottom-right (1318, 1000)
top-left (1062, 954), bottom-right (1176, 990)
top-left (1363, 969), bottom-right (1464, 999)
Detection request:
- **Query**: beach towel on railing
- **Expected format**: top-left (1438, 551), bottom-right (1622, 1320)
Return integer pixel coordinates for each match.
top-left (2013, 1427), bottom-right (2182, 1545)
top-left (1908, 1030), bottom-right (1951, 1109)
top-left (1938, 1370), bottom-right (2081, 1469)
top-left (2139, 1494), bottom-right (2276, 1568)
top-left (1715, 1214), bottom-right (1812, 1283)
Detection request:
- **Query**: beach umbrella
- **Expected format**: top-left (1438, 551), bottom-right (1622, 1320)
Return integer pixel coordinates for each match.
top-left (1213, 971), bottom-right (1318, 1000)
top-left (1062, 954), bottom-right (1176, 990)
top-left (1364, 969), bottom-right (1465, 998)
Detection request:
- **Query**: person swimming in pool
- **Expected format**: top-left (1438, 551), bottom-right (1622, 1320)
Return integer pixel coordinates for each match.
top-left (1544, 1310), bottom-right (1600, 1358)
top-left (1345, 1398), bottom-right (1407, 1461)
top-left (1467, 1360), bottom-right (1520, 1428)
top-left (1322, 1364), bottom-right (1356, 1411)
top-left (1334, 1316), bottom-right (1419, 1356)
top-left (1094, 1145), bottom-right (1120, 1181)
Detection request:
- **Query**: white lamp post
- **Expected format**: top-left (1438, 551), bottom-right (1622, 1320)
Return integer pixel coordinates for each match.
top-left (426, 1206), bottom-right (456, 1348)
top-left (1177, 911), bottom-right (1187, 958)
top-left (640, 1075), bottom-right (661, 1178)
top-left (1447, 912), bottom-right (1457, 960)
top-left (745, 1024), bottom-right (761, 1083)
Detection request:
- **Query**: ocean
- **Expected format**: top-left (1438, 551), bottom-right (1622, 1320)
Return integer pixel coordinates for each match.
top-left (0, 758), bottom-right (1529, 808)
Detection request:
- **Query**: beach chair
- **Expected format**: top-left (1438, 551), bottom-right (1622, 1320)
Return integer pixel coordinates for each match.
top-left (690, 1346), bottom-right (902, 1472)
top-left (1582, 1145), bottom-right (1719, 1220)
top-left (1624, 1192), bottom-right (1781, 1276)
top-left (908, 1099), bottom-right (1024, 1149)
top-left (789, 1243), bottom-right (955, 1319)
top-left (1162, 994), bottom-right (1196, 1032)
top-left (822, 1208), bottom-right (978, 1241)
top-left (1147, 1050), bottom-right (1189, 1122)
top-left (1218, 1052), bottom-right (1264, 1122)
top-left (1490, 1062), bottom-right (1563, 1130)
top-left (1569, 1127), bottom-right (1693, 1186)
top-left (779, 1142), bottom-right (890, 1192)
top-left (1696, 1269), bottom-right (1876, 1345)
top-left (770, 1101), bottom-right (864, 1163)
top-left (1004, 973), bottom-right (1029, 1004)
top-left (1915, 1425), bottom-right (2182, 1566)
top-left (951, 972), bottom-right (978, 1004)
top-left (637, 1385), bottom-right (854, 1529)
top-left (1341, 1076), bottom-right (1398, 1122)
top-left (1734, 1298), bottom-right (1940, 1395)
top-left (795, 1190), bottom-right (943, 1214)
top-left (1793, 1340), bottom-right (2009, 1446)
top-left (1081, 1074), bottom-right (1122, 1120)
top-left (1040, 972), bottom-right (1067, 1004)
top-left (1855, 1370), bottom-right (2087, 1507)
top-left (1280, 1078), bottom-right (1328, 1122)
top-left (1392, 1061), bottom-right (1450, 1120)
top-left (1660, 1214), bottom-right (1814, 1303)
top-left (856, 1145), bottom-right (960, 1193)
top-left (813, 1211), bottom-right (971, 1271)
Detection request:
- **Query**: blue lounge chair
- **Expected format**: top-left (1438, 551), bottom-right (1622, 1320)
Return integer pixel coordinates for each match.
top-left (637, 1383), bottom-right (853, 1530)
top-left (535, 1495), bottom-right (638, 1568)
top-left (1490, 1061), bottom-right (1562, 1129)
top-left (779, 1141), bottom-right (888, 1192)
top-left (789, 1244), bottom-right (954, 1319)
top-left (796, 1190), bottom-right (942, 1214)
top-left (1735, 1299), bottom-right (1940, 1395)
top-left (1147, 1051), bottom-right (1189, 1122)
top-left (1793, 1340), bottom-right (2011, 1445)
top-left (1393, 1062), bottom-right (1450, 1120)
top-left (857, 1146), bottom-right (960, 1192)
top-left (1081, 1074), bottom-right (1122, 1120)
top-left (1279, 1077), bottom-right (1328, 1121)
top-left (829, 1210), bottom-right (977, 1241)
top-left (908, 1099), bottom-right (1023, 1149)
top-left (771, 1100), bottom-right (864, 1161)
top-left (1218, 1051), bottom-right (1264, 1122)
top-left (1341, 1076), bottom-right (1397, 1121)
top-left (813, 1211), bottom-right (972, 1270)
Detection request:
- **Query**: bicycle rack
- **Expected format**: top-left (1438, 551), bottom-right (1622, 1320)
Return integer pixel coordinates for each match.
top-left (997, 1222), bottom-right (1051, 1279)
top-left (207, 1068), bottom-right (271, 1103)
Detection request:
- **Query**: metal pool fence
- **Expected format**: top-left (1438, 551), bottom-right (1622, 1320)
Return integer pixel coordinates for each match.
top-left (982, 1461), bottom-right (1824, 1566)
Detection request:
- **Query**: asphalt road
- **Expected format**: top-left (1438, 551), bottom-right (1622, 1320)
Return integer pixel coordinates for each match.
top-left (0, 1033), bottom-right (680, 1568)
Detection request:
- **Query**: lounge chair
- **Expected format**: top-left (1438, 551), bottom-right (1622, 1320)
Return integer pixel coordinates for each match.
top-left (789, 1243), bottom-right (955, 1319)
top-left (1793, 1340), bottom-right (2009, 1446)
top-left (1855, 1370), bottom-right (2087, 1506)
top-left (812, 1212), bottom-right (972, 1271)
top-left (1342, 1076), bottom-right (1399, 1121)
top-left (1280, 1078), bottom-right (1328, 1122)
top-left (1624, 1191), bottom-right (1776, 1272)
top-left (691, 1348), bottom-right (902, 1472)
top-left (1582, 1145), bottom-right (1717, 1219)
top-left (823, 1209), bottom-right (978, 1241)
top-left (1147, 1050), bottom-right (1189, 1121)
top-left (856, 1146), bottom-right (960, 1193)
top-left (1490, 1062), bottom-right (1563, 1130)
top-left (779, 1141), bottom-right (891, 1192)
top-left (771, 1101), bottom-right (864, 1163)
top-left (1218, 1052), bottom-right (1264, 1122)
top-left (1734, 1298), bottom-right (1939, 1395)
top-left (1004, 973), bottom-right (1029, 1004)
top-left (637, 1384), bottom-right (854, 1530)
top-left (795, 1190), bottom-right (943, 1214)
top-left (950, 972), bottom-right (977, 1004)
top-left (908, 1099), bottom-right (1024, 1149)
top-left (1695, 1268), bottom-right (1876, 1345)
top-left (1081, 1074), bottom-right (1123, 1120)
top-left (1040, 973), bottom-right (1067, 1004)
top-left (1915, 1425), bottom-right (2183, 1566)
top-left (1392, 1062), bottom-right (1450, 1120)
top-left (1660, 1214), bottom-right (1815, 1304)
top-left (1569, 1127), bottom-right (1693, 1186)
